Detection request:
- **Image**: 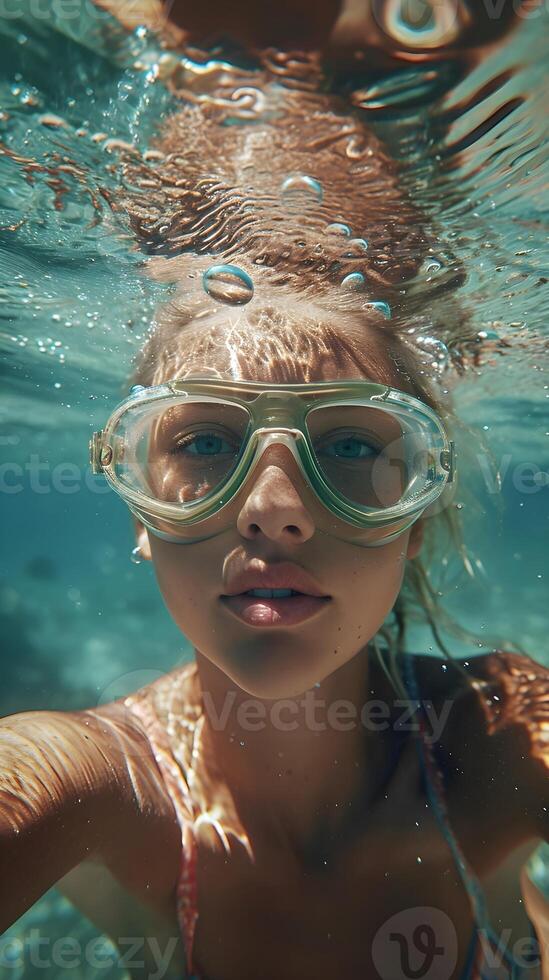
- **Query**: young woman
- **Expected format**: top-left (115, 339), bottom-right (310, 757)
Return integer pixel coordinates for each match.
top-left (1, 2), bottom-right (547, 978)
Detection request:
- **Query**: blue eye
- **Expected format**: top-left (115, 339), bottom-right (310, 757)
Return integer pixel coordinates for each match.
top-left (171, 432), bottom-right (236, 456)
top-left (322, 436), bottom-right (379, 460)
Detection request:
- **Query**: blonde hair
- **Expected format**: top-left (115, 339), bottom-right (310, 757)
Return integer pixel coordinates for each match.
top-left (112, 82), bottom-right (526, 692)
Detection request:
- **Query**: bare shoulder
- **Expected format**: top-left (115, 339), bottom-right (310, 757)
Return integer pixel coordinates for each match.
top-left (412, 649), bottom-right (549, 842)
top-left (460, 649), bottom-right (548, 738)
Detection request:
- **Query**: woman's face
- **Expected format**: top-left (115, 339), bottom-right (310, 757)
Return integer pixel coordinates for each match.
top-left (135, 317), bottom-right (424, 699)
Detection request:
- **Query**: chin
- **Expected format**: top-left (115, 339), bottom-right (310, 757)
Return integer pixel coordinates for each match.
top-left (230, 672), bottom-right (317, 701)
top-left (215, 644), bottom-right (335, 701)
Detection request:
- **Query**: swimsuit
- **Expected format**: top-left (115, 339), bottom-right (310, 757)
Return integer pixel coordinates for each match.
top-left (123, 656), bottom-right (540, 979)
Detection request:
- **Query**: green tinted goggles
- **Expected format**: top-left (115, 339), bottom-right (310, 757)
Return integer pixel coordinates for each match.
top-left (90, 377), bottom-right (455, 547)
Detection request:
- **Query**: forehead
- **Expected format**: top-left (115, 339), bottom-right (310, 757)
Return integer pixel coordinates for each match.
top-left (167, 310), bottom-right (403, 388)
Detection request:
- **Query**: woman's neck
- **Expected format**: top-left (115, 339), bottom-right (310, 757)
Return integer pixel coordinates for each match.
top-left (193, 643), bottom-right (404, 860)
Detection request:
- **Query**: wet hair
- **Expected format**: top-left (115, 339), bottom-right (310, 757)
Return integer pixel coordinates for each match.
top-left (116, 82), bottom-right (525, 688)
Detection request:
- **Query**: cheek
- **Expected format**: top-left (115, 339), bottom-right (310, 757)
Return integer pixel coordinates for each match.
top-left (346, 542), bottom-right (407, 602)
top-left (339, 543), bottom-right (407, 635)
top-left (149, 539), bottom-right (211, 633)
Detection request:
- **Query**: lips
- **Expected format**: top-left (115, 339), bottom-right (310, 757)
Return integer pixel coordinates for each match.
top-left (220, 560), bottom-right (332, 627)
top-left (222, 560), bottom-right (330, 598)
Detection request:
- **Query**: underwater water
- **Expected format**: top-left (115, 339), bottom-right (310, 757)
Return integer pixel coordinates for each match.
top-left (0, 2), bottom-right (548, 977)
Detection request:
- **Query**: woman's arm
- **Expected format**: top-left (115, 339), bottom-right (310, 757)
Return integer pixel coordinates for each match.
top-left (0, 701), bottom-right (181, 932)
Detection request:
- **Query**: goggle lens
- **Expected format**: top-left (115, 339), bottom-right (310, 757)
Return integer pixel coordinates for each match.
top-left (115, 400), bottom-right (249, 504)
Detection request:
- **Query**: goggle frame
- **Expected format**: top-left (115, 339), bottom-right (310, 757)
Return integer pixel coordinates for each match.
top-left (90, 377), bottom-right (455, 546)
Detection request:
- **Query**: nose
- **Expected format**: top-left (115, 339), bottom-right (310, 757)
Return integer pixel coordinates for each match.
top-left (235, 444), bottom-right (316, 544)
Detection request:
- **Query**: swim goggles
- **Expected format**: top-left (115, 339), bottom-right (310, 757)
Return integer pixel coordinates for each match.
top-left (90, 377), bottom-right (455, 547)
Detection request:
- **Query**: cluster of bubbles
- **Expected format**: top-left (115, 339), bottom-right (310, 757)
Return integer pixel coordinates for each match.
top-left (200, 174), bottom-right (390, 317)
top-left (413, 334), bottom-right (451, 372)
top-left (324, 221), bottom-right (369, 262)
top-left (9, 333), bottom-right (67, 365)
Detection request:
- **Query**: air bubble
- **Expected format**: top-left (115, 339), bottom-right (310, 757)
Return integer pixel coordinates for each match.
top-left (341, 272), bottom-right (365, 291)
top-left (365, 301), bottom-right (391, 319)
top-left (343, 238), bottom-right (368, 258)
top-left (325, 223), bottom-right (351, 237)
top-left (202, 264), bottom-right (254, 306)
top-left (280, 174), bottom-right (323, 204)
top-left (421, 257), bottom-right (443, 276)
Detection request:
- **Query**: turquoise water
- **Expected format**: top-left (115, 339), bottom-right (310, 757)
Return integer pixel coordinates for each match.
top-left (1, 4), bottom-right (548, 977)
